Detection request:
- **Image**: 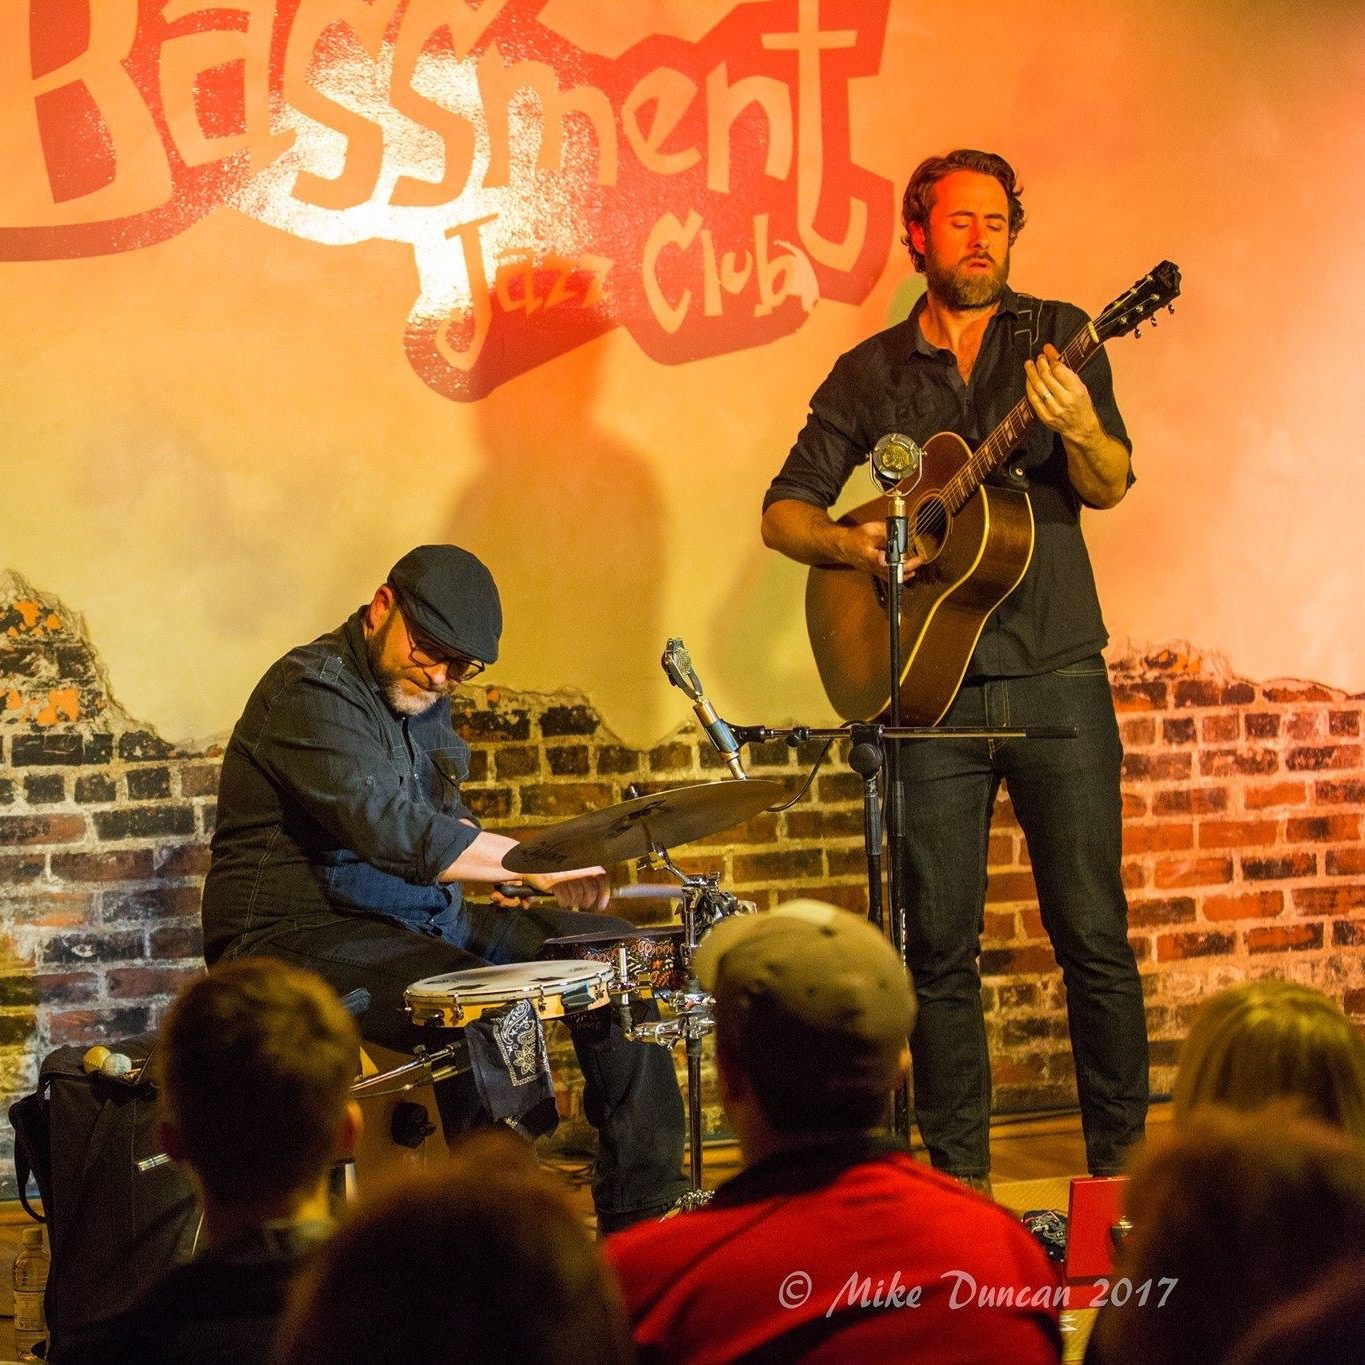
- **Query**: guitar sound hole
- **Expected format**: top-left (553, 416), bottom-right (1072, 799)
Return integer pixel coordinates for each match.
top-left (910, 495), bottom-right (948, 561)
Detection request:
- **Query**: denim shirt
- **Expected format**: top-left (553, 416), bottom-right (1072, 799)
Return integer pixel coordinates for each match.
top-left (201, 610), bottom-right (481, 962)
top-left (765, 287), bottom-right (1132, 679)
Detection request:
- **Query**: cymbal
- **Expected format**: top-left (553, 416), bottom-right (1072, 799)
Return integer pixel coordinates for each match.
top-left (501, 779), bottom-right (784, 873)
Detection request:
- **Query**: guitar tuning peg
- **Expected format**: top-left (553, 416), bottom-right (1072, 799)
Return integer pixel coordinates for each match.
top-left (1149, 316), bottom-right (1158, 326)
top-left (1167, 304), bottom-right (1175, 314)
top-left (1134, 325), bottom-right (1141, 338)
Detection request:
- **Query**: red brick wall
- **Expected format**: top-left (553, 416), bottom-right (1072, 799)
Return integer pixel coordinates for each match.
top-left (2, 574), bottom-right (1363, 1189)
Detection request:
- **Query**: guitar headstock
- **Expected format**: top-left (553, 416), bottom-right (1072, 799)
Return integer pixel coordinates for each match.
top-left (1094, 260), bottom-right (1182, 342)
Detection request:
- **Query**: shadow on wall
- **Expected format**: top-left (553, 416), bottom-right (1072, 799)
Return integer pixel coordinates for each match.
top-left (445, 341), bottom-right (666, 724)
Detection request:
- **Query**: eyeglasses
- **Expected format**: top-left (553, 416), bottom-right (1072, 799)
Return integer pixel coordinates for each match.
top-left (401, 614), bottom-right (486, 681)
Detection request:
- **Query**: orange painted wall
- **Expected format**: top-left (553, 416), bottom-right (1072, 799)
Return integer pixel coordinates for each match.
top-left (4, 0), bottom-right (1363, 748)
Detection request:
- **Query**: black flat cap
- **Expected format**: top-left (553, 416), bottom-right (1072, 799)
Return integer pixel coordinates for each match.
top-left (387, 545), bottom-right (501, 664)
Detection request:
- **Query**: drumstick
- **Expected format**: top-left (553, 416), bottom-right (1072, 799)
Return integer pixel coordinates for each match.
top-left (491, 881), bottom-right (683, 902)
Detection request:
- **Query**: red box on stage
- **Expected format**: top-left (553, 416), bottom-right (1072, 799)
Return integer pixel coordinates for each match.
top-left (1065, 1176), bottom-right (1129, 1284)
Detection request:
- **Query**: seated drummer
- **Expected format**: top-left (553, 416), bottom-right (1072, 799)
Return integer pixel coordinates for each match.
top-left (200, 544), bottom-right (687, 1230)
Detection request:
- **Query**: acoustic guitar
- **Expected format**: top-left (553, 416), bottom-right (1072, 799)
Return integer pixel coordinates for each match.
top-left (805, 261), bottom-right (1182, 724)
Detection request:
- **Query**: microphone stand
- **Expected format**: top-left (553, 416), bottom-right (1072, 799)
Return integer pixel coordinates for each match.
top-left (882, 487), bottom-right (912, 1137)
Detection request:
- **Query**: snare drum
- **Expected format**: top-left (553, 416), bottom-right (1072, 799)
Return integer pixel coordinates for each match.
top-left (540, 926), bottom-right (688, 998)
top-left (405, 960), bottom-right (613, 1028)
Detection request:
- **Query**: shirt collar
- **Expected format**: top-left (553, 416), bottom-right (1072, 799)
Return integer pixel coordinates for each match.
top-left (905, 284), bottom-right (1023, 360)
top-left (343, 608), bottom-right (383, 697)
top-left (710, 1132), bottom-right (905, 1206)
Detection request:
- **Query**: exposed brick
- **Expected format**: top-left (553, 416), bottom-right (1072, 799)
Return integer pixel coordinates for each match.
top-left (546, 746), bottom-right (590, 776)
top-left (1242, 852), bottom-right (1317, 880)
top-left (980, 945), bottom-right (1056, 976)
top-left (0, 813), bottom-right (86, 845)
top-left (126, 766), bottom-right (172, 800)
top-left (73, 773), bottom-right (117, 803)
top-left (1127, 896), bottom-right (1197, 928)
top-left (539, 705), bottom-right (600, 738)
top-left (1152, 787), bottom-right (1228, 816)
top-left (1286, 745), bottom-right (1363, 772)
top-left (1121, 717), bottom-right (1155, 746)
top-left (101, 885), bottom-right (203, 922)
top-left (987, 834), bottom-right (1015, 865)
top-left (1327, 849), bottom-right (1365, 876)
top-left (1197, 818), bottom-right (1277, 849)
top-left (33, 971), bottom-right (99, 1003)
top-left (1200, 748), bottom-right (1279, 778)
top-left (1160, 717), bottom-right (1196, 745)
top-left (40, 930), bottom-right (144, 966)
top-left (596, 745), bottom-right (643, 776)
top-left (9, 732), bottom-right (112, 766)
top-left (1201, 715), bottom-right (1240, 743)
top-left (22, 774), bottom-right (65, 804)
top-left (1243, 713), bottom-right (1280, 739)
top-left (1154, 856), bottom-right (1233, 889)
top-left (1156, 930), bottom-right (1236, 962)
top-left (1123, 823), bottom-right (1193, 854)
top-left (454, 709), bottom-right (531, 742)
top-left (106, 966), bottom-right (200, 999)
top-left (1295, 887), bottom-right (1365, 915)
top-left (827, 847), bottom-right (868, 878)
top-left (1121, 861), bottom-right (1147, 890)
top-left (1001, 1015), bottom-right (1069, 1045)
top-left (465, 749), bottom-right (489, 782)
top-left (0, 977), bottom-right (37, 1007)
top-left (118, 730), bottom-right (174, 761)
top-left (648, 743), bottom-right (693, 773)
top-left (816, 773), bottom-right (863, 804)
top-left (1173, 680), bottom-right (1221, 708)
top-left (985, 870), bottom-right (1039, 903)
top-left (1329, 710), bottom-right (1360, 736)
top-left (0, 854), bottom-right (46, 882)
top-left (1220, 681), bottom-right (1257, 705)
top-left (198, 802), bottom-right (216, 834)
top-left (1264, 683), bottom-right (1336, 703)
top-left (1202, 890), bottom-right (1283, 921)
top-left (49, 1007), bottom-right (152, 1045)
top-left (93, 806), bottom-right (195, 841)
top-left (149, 924), bottom-right (203, 959)
top-left (179, 764), bottom-right (221, 798)
top-left (1112, 681), bottom-right (1167, 711)
top-left (1285, 814), bottom-right (1361, 842)
top-left (1285, 712), bottom-right (1324, 741)
top-left (1332, 919), bottom-right (1365, 947)
top-left (732, 849), bottom-right (823, 882)
top-left (1122, 753), bottom-right (1193, 782)
top-left (784, 808), bottom-right (863, 840)
top-left (49, 851), bottom-right (156, 884)
top-left (995, 982), bottom-right (1040, 1010)
top-left (0, 778), bottom-right (13, 806)
top-left (518, 783), bottom-right (614, 817)
top-left (1316, 779), bottom-right (1365, 805)
top-left (984, 910), bottom-right (1017, 939)
top-left (2, 890), bottom-right (97, 927)
top-left (463, 788), bottom-right (513, 820)
top-left (1247, 923), bottom-right (1323, 954)
top-left (1345, 989), bottom-right (1365, 1019)
top-left (154, 844), bottom-right (212, 878)
top-left (1121, 792), bottom-right (1148, 818)
top-left (1244, 782), bottom-right (1307, 810)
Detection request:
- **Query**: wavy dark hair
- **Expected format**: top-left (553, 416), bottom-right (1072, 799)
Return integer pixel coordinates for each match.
top-left (901, 149), bottom-right (1026, 270)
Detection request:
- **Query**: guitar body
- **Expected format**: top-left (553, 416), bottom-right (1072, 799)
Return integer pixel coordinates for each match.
top-left (805, 430), bottom-right (1035, 723)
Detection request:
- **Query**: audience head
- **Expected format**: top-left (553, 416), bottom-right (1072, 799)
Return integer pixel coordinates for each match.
top-left (1092, 1106), bottom-right (1365, 1365)
top-left (1173, 978), bottom-right (1365, 1140)
top-left (277, 1132), bottom-right (634, 1365)
top-left (693, 900), bottom-right (915, 1142)
top-left (159, 958), bottom-right (360, 1213)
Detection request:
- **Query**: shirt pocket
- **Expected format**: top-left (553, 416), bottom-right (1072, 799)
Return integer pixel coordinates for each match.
top-left (428, 746), bottom-right (469, 809)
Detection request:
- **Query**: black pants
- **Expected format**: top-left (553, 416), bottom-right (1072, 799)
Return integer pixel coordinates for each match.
top-left (227, 903), bottom-right (687, 1228)
top-left (899, 657), bottom-right (1149, 1177)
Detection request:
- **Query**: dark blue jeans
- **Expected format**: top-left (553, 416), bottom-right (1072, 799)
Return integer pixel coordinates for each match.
top-left (230, 903), bottom-right (687, 1228)
top-left (897, 656), bottom-right (1148, 1177)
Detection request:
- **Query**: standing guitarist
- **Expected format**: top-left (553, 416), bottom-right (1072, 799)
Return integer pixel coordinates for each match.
top-left (761, 149), bottom-right (1148, 1190)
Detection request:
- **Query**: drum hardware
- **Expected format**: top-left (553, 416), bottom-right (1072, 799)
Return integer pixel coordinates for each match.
top-left (349, 1039), bottom-right (469, 1099)
top-left (390, 1101), bottom-right (437, 1149)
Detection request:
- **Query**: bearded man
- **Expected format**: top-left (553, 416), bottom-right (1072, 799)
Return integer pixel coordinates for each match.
top-left (761, 150), bottom-right (1148, 1189)
top-left (201, 544), bottom-right (685, 1230)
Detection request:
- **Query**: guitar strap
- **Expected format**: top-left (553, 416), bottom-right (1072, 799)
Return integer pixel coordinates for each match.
top-left (998, 292), bottom-right (1048, 491)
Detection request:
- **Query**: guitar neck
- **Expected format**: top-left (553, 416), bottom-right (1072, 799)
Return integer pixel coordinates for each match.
top-left (944, 322), bottom-right (1101, 514)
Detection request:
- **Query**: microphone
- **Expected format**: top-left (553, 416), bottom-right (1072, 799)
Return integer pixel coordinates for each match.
top-left (871, 433), bottom-right (925, 490)
top-left (660, 638), bottom-right (747, 781)
top-left (82, 1044), bottom-right (138, 1083)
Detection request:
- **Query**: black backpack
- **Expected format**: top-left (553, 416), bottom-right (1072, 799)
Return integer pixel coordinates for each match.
top-left (8, 1038), bottom-right (199, 1358)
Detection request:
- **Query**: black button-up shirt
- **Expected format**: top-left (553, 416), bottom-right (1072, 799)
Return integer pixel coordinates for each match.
top-left (765, 287), bottom-right (1131, 678)
top-left (201, 610), bottom-right (481, 962)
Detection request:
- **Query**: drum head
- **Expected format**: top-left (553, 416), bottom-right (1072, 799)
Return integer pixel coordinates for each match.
top-left (405, 959), bottom-right (613, 1026)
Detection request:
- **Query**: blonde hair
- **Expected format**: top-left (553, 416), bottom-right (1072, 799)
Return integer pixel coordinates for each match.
top-left (1173, 979), bottom-right (1365, 1141)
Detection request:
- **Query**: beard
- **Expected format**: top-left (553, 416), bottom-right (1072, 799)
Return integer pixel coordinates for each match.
top-left (367, 614), bottom-right (443, 716)
top-left (924, 243), bottom-right (1010, 309)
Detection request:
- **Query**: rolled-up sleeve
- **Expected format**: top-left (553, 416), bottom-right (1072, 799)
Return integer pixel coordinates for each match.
top-left (248, 676), bottom-right (480, 884)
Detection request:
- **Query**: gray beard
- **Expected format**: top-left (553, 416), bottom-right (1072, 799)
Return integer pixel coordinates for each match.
top-left (382, 680), bottom-right (441, 717)
top-left (925, 254), bottom-right (1009, 310)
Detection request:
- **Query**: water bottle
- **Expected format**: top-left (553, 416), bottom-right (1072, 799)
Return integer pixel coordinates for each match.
top-left (12, 1224), bottom-right (49, 1360)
